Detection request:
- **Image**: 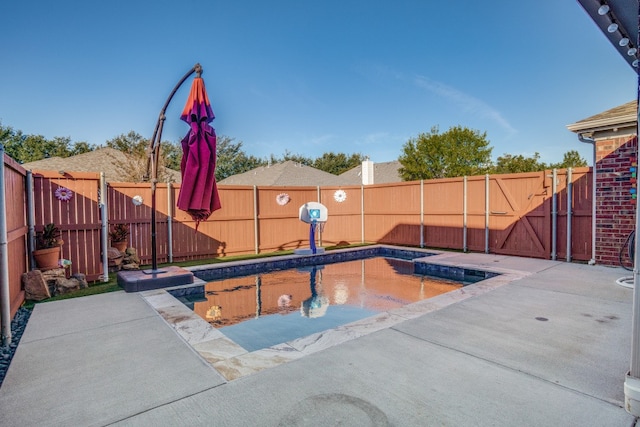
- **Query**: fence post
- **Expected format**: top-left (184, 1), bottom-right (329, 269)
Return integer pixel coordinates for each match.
top-left (26, 171), bottom-right (35, 270)
top-left (0, 147), bottom-right (11, 345)
top-left (463, 176), bottom-right (468, 253)
top-left (485, 174), bottom-right (489, 254)
top-left (551, 169), bottom-right (557, 261)
top-left (99, 173), bottom-right (109, 282)
top-left (361, 185), bottom-right (365, 244)
top-left (317, 186), bottom-right (323, 247)
top-left (420, 180), bottom-right (424, 248)
top-left (566, 168), bottom-right (573, 262)
top-left (167, 182), bottom-right (174, 263)
top-left (253, 186), bottom-right (259, 254)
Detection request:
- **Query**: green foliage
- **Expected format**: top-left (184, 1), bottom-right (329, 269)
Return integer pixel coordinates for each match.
top-left (548, 150), bottom-right (588, 169)
top-left (492, 150), bottom-right (588, 174)
top-left (215, 136), bottom-right (267, 181)
top-left (0, 122), bottom-right (93, 164)
top-left (268, 150), bottom-right (314, 167)
top-left (108, 224), bottom-right (129, 243)
top-left (493, 152), bottom-right (545, 174)
top-left (106, 131), bottom-right (179, 183)
top-left (106, 131), bottom-right (148, 155)
top-left (398, 126), bottom-right (493, 180)
top-left (312, 152), bottom-right (365, 175)
top-left (162, 141), bottom-right (183, 171)
top-left (35, 223), bottom-right (62, 249)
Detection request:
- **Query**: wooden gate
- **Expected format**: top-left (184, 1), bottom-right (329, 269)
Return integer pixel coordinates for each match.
top-left (489, 172), bottom-right (551, 259)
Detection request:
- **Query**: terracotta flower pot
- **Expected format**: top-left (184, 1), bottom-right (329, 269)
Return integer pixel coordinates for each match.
top-left (33, 246), bottom-right (61, 270)
top-left (112, 241), bottom-right (128, 253)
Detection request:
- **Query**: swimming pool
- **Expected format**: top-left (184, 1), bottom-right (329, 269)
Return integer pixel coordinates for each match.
top-left (170, 247), bottom-right (498, 352)
top-left (142, 245), bottom-right (508, 381)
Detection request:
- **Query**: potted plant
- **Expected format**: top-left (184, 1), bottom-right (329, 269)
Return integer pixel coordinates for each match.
top-left (109, 224), bottom-right (129, 252)
top-left (33, 223), bottom-right (63, 270)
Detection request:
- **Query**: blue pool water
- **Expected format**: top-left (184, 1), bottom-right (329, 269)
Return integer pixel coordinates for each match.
top-left (172, 248), bottom-right (498, 352)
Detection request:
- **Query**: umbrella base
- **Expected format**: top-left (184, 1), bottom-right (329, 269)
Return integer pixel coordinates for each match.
top-left (293, 247), bottom-right (326, 256)
top-left (117, 266), bottom-right (194, 292)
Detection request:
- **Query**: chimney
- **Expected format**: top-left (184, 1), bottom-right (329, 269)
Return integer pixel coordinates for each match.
top-left (362, 160), bottom-right (374, 185)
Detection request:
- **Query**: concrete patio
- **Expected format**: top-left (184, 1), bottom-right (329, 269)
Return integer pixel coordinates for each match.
top-left (0, 252), bottom-right (636, 426)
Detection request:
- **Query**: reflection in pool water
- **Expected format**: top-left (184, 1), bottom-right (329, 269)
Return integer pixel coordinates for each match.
top-left (186, 257), bottom-right (466, 352)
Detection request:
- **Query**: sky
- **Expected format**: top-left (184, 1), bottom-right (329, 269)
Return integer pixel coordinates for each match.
top-left (0, 1), bottom-right (637, 166)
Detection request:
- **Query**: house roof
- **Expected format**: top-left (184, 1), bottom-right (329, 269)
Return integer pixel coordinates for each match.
top-left (218, 160), bottom-right (345, 186)
top-left (339, 160), bottom-right (402, 185)
top-left (566, 100), bottom-right (637, 134)
top-left (21, 147), bottom-right (182, 183)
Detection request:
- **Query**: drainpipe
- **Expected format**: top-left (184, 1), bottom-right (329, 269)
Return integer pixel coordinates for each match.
top-left (26, 171), bottom-right (35, 270)
top-left (566, 167), bottom-right (573, 262)
top-left (623, 4), bottom-right (640, 414)
top-left (99, 173), bottom-right (109, 282)
top-left (578, 133), bottom-right (596, 265)
top-left (0, 146), bottom-right (11, 345)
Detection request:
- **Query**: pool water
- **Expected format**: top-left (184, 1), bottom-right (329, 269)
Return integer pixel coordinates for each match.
top-left (183, 257), bottom-right (469, 352)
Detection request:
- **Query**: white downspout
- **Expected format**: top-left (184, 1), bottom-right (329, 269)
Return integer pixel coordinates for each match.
top-left (578, 133), bottom-right (596, 265)
top-left (0, 146), bottom-right (11, 345)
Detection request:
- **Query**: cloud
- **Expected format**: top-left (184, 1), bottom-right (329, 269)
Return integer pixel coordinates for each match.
top-left (413, 75), bottom-right (517, 136)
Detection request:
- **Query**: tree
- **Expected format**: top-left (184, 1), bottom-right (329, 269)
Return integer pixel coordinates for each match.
top-left (106, 131), bottom-right (177, 183)
top-left (0, 122), bottom-right (93, 163)
top-left (313, 152), bottom-right (365, 175)
top-left (548, 150), bottom-right (588, 169)
top-left (214, 136), bottom-right (266, 181)
top-left (161, 141), bottom-right (182, 171)
top-left (398, 126), bottom-right (492, 180)
top-left (267, 150), bottom-right (314, 167)
top-left (492, 152), bottom-right (545, 174)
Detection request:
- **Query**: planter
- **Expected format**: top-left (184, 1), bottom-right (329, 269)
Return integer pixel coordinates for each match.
top-left (112, 241), bottom-right (128, 253)
top-left (33, 246), bottom-right (61, 270)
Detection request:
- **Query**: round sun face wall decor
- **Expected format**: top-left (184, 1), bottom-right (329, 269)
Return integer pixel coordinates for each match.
top-left (276, 193), bottom-right (290, 206)
top-left (333, 189), bottom-right (347, 203)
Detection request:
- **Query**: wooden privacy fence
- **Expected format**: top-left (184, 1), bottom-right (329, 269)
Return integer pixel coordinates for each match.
top-left (1, 163), bottom-right (592, 322)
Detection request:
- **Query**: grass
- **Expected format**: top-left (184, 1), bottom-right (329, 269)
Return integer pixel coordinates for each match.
top-left (23, 243), bottom-right (374, 309)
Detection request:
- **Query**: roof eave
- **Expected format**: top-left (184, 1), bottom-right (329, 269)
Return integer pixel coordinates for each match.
top-left (567, 113), bottom-right (637, 132)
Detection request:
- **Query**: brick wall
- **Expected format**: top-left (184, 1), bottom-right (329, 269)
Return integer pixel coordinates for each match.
top-left (595, 135), bottom-right (637, 266)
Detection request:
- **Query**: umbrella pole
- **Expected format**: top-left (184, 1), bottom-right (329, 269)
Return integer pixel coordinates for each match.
top-left (146, 63), bottom-right (202, 271)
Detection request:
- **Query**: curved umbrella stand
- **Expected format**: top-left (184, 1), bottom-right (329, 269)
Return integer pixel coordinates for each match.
top-left (145, 63), bottom-right (202, 272)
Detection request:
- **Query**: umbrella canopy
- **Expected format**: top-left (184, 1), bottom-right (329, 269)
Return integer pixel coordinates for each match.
top-left (177, 77), bottom-right (221, 227)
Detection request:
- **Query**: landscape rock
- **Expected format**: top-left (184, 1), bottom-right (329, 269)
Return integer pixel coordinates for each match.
top-left (71, 273), bottom-right (88, 289)
top-left (41, 269), bottom-right (66, 296)
top-left (108, 247), bottom-right (124, 267)
top-left (22, 270), bottom-right (50, 301)
top-left (55, 277), bottom-right (83, 295)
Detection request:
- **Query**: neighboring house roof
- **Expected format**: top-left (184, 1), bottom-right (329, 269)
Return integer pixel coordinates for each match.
top-left (339, 160), bottom-right (402, 185)
top-left (566, 100), bottom-right (637, 134)
top-left (218, 160), bottom-right (345, 186)
top-left (21, 147), bottom-right (182, 183)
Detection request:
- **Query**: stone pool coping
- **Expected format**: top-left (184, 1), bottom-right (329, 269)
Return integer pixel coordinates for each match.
top-left (140, 246), bottom-right (528, 381)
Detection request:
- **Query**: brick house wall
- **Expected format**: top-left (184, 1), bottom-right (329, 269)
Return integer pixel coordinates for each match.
top-left (594, 135), bottom-right (637, 266)
top-left (567, 100), bottom-right (637, 267)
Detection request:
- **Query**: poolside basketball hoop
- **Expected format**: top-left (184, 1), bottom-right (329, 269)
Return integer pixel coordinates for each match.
top-left (295, 202), bottom-right (328, 255)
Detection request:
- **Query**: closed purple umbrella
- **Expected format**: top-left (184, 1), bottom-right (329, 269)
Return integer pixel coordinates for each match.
top-left (177, 75), bottom-right (221, 228)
